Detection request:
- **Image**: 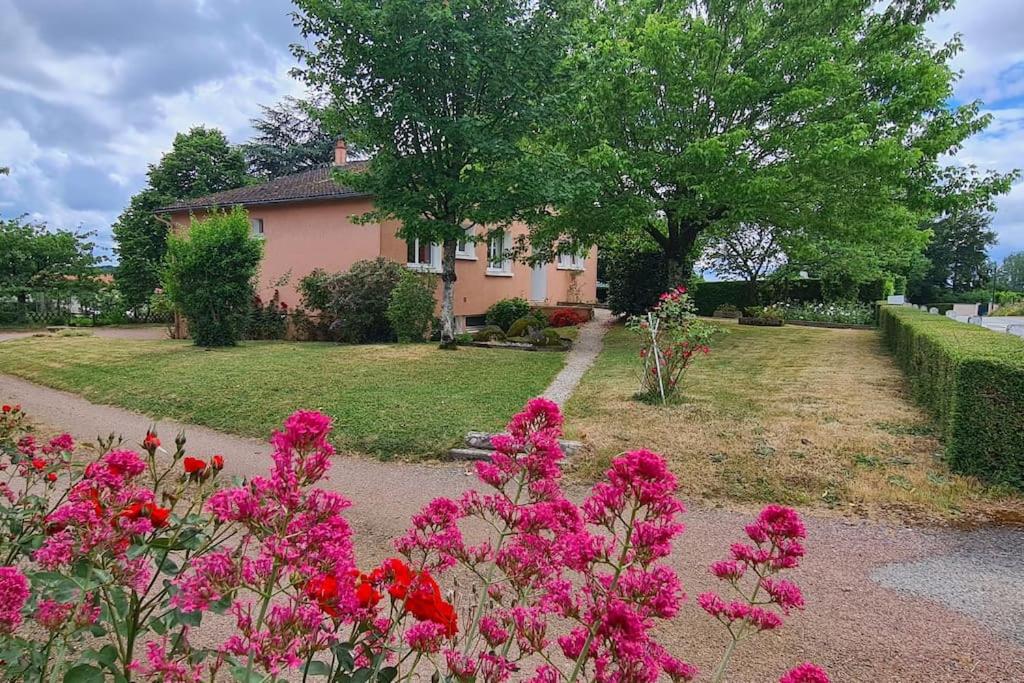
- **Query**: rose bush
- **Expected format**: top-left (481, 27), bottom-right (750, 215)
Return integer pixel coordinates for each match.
top-left (0, 400), bottom-right (826, 682)
top-left (627, 287), bottom-right (721, 404)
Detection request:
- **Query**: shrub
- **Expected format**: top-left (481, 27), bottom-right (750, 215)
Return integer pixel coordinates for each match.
top-left (387, 271), bottom-right (437, 343)
top-left (745, 305), bottom-right (785, 323)
top-left (627, 286), bottom-right (722, 403)
top-left (245, 290), bottom-right (289, 340)
top-left (164, 207), bottom-right (263, 347)
top-left (472, 325), bottom-right (506, 342)
top-left (774, 300), bottom-right (874, 325)
top-left (879, 306), bottom-right (1024, 488)
top-left (713, 304), bottom-right (740, 318)
top-left (485, 297), bottom-right (531, 331)
top-left (547, 307), bottom-right (589, 327)
top-left (605, 249), bottom-right (671, 316)
top-left (507, 312), bottom-right (548, 337)
top-left (299, 258), bottom-right (404, 343)
top-left (692, 281), bottom-right (759, 316)
top-left (0, 400), bottom-right (827, 683)
top-left (998, 301), bottom-right (1024, 316)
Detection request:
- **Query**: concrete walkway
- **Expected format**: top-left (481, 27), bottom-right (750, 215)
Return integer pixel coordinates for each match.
top-left (1, 373), bottom-right (1023, 680)
top-left (541, 308), bottom-right (614, 406)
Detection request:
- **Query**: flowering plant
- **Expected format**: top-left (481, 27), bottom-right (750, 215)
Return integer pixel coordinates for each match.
top-left (773, 300), bottom-right (874, 325)
top-left (627, 286), bottom-right (721, 404)
top-left (0, 399), bottom-right (826, 683)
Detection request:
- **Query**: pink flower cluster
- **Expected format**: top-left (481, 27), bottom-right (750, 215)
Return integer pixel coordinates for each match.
top-left (0, 566), bottom-right (28, 634)
top-left (699, 505), bottom-right (807, 635)
top-left (395, 398), bottom-right (697, 682)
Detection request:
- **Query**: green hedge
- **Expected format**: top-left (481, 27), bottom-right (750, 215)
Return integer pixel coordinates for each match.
top-left (879, 306), bottom-right (1024, 488)
top-left (692, 278), bottom-right (886, 316)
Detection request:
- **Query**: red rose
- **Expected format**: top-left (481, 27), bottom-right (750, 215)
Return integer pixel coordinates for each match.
top-left (32, 458), bottom-right (47, 470)
top-left (1, 405), bottom-right (10, 413)
top-left (307, 574), bottom-right (343, 618)
top-left (404, 572), bottom-right (458, 636)
top-left (147, 503), bottom-right (171, 528)
top-left (211, 455), bottom-right (224, 470)
top-left (183, 457), bottom-right (206, 474)
top-left (143, 431), bottom-right (160, 450)
top-left (384, 558), bottom-right (413, 599)
top-left (356, 580), bottom-right (382, 608)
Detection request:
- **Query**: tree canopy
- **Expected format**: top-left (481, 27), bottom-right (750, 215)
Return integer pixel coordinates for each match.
top-left (241, 97), bottom-right (336, 180)
top-left (0, 214), bottom-right (99, 303)
top-left (292, 0), bottom-right (578, 345)
top-left (532, 0), bottom-right (1015, 285)
top-left (113, 127), bottom-right (250, 310)
top-left (1001, 251), bottom-right (1024, 293)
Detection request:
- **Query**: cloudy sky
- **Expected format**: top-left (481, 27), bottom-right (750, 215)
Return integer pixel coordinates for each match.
top-left (1, 0), bottom-right (1023, 264)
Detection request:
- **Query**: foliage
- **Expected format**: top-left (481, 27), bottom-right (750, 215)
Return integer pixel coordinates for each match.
top-left (472, 325), bottom-right (507, 342)
top-left (300, 258), bottom-right (405, 343)
top-left (928, 289), bottom-right (1023, 305)
top-left (245, 290), bottom-right (289, 341)
top-left (692, 282), bottom-right (760, 318)
top-left (915, 209), bottom-right (998, 297)
top-left (701, 225), bottom-right (787, 294)
top-left (692, 279), bottom-right (890, 316)
top-left (114, 127), bottom-right (251, 311)
top-left (605, 248), bottom-right (671, 316)
top-left (998, 301), bottom-right (1024, 316)
top-left (774, 301), bottom-right (875, 326)
top-left (0, 399), bottom-right (827, 683)
top-left (879, 306), bottom-right (1024, 489)
top-left (386, 270), bottom-right (437, 343)
top-left (627, 286), bottom-right (721, 403)
top-left (999, 252), bottom-right (1024, 293)
top-left (534, 0), bottom-right (1013, 286)
top-left (164, 207), bottom-right (263, 347)
top-left (292, 0), bottom-right (577, 346)
top-left (744, 305), bottom-right (785, 325)
top-left (507, 313), bottom-right (549, 338)
top-left (547, 308), bottom-right (589, 328)
top-left (485, 297), bottom-right (532, 332)
top-left (0, 214), bottom-right (100, 309)
top-left (241, 96), bottom-right (336, 180)
top-left (713, 304), bottom-right (740, 318)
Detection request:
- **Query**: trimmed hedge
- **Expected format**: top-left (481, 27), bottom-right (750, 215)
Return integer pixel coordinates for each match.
top-left (692, 278), bottom-right (885, 316)
top-left (879, 306), bottom-right (1024, 488)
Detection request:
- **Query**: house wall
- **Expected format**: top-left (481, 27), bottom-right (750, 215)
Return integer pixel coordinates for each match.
top-left (378, 220), bottom-right (597, 323)
top-left (168, 198), bottom-right (380, 305)
top-left (168, 201), bottom-right (597, 328)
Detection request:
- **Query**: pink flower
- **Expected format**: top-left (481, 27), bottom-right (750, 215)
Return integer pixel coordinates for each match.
top-left (405, 621), bottom-right (447, 653)
top-left (35, 599), bottom-right (73, 631)
top-left (780, 662), bottom-right (830, 683)
top-left (761, 577), bottom-right (805, 613)
top-left (0, 566), bottom-right (29, 634)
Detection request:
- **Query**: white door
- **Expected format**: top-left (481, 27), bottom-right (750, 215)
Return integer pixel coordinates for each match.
top-left (531, 262), bottom-right (548, 302)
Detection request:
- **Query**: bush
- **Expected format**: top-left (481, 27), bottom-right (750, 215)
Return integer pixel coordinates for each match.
top-left (485, 297), bottom-right (531, 331)
top-left (387, 271), bottom-right (437, 343)
top-left (692, 281), bottom-right (759, 316)
top-left (713, 304), bottom-right (740, 318)
top-left (164, 207), bottom-right (263, 347)
top-left (547, 308), bottom-right (589, 327)
top-left (299, 258), bottom-right (404, 343)
top-left (879, 306), bottom-right (1024, 488)
top-left (507, 314), bottom-right (547, 338)
top-left (605, 249), bottom-right (670, 316)
top-left (774, 300), bottom-right (874, 325)
top-left (472, 325), bottom-right (506, 342)
top-left (693, 278), bottom-right (888, 316)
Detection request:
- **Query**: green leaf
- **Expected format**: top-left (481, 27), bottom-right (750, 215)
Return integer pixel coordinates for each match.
top-left (63, 664), bottom-right (105, 683)
top-left (304, 660), bottom-right (332, 677)
top-left (377, 667), bottom-right (398, 683)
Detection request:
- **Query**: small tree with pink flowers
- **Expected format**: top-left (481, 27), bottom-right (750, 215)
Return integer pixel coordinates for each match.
top-left (0, 399), bottom-right (827, 682)
top-left (627, 286), bottom-right (721, 404)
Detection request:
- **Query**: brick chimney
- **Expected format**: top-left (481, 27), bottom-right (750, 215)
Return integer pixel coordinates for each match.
top-left (334, 137), bottom-right (347, 166)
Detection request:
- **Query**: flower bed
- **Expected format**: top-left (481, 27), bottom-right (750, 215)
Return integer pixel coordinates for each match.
top-left (775, 301), bottom-right (874, 326)
top-left (0, 401), bottom-right (828, 682)
top-left (738, 316), bottom-right (784, 327)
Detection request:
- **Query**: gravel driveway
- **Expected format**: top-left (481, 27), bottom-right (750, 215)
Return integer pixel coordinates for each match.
top-left (0, 373), bottom-right (1021, 682)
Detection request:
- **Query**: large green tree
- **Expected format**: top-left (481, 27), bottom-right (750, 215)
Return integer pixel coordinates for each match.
top-left (113, 127), bottom-right (250, 310)
top-left (534, 0), bottom-right (1013, 284)
top-left (1001, 251), bottom-right (1024, 293)
top-left (0, 214), bottom-right (99, 307)
top-left (918, 209), bottom-right (998, 292)
top-left (292, 0), bottom-right (577, 347)
top-left (241, 97), bottom-right (336, 180)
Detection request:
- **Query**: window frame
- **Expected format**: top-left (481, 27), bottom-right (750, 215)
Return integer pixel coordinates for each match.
top-left (250, 217), bottom-right (265, 239)
top-left (486, 230), bottom-right (513, 276)
top-left (456, 227), bottom-right (477, 260)
top-left (557, 248), bottom-right (586, 271)
top-left (406, 237), bottom-right (441, 272)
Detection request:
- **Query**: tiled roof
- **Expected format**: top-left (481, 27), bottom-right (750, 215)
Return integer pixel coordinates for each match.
top-left (156, 161), bottom-right (370, 213)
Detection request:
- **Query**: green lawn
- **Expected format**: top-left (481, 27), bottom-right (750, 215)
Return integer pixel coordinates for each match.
top-left (565, 321), bottom-right (1021, 520)
top-left (0, 337), bottom-right (565, 458)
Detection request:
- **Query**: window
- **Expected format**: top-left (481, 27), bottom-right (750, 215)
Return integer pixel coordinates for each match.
top-left (406, 238), bottom-right (440, 271)
top-left (557, 249), bottom-right (585, 271)
top-left (487, 230), bottom-right (512, 275)
top-left (456, 227), bottom-right (476, 260)
top-left (250, 218), bottom-right (265, 238)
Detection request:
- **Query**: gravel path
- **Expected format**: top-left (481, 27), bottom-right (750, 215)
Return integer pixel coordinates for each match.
top-left (1, 373), bottom-right (1023, 681)
top-left (542, 308), bottom-right (614, 406)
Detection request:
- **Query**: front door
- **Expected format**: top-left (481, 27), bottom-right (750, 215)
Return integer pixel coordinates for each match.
top-left (531, 262), bottom-right (548, 303)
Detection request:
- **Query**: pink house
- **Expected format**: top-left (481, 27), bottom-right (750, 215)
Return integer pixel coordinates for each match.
top-left (158, 141), bottom-right (597, 330)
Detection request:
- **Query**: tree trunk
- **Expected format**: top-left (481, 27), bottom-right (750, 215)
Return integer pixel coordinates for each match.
top-left (664, 221), bottom-right (702, 286)
top-left (438, 239), bottom-right (458, 350)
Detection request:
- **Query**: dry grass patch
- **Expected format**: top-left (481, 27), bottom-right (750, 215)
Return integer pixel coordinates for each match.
top-left (565, 321), bottom-right (1022, 522)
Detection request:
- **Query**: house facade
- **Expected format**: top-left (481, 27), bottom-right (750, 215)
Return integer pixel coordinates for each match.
top-left (158, 141), bottom-right (597, 330)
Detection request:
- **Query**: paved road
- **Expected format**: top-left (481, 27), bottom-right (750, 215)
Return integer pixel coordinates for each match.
top-left (0, 372), bottom-right (1022, 681)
